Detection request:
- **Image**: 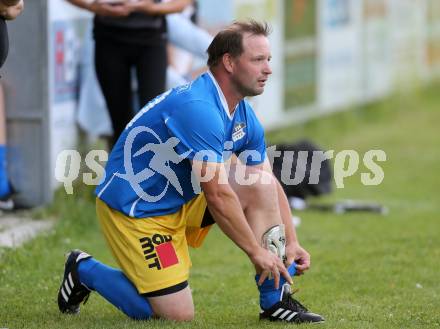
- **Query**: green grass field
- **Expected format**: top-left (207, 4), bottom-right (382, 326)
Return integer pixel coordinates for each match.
top-left (1, 83), bottom-right (439, 329)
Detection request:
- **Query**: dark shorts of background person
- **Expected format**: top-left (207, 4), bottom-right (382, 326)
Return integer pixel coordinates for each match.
top-left (0, 18), bottom-right (9, 70)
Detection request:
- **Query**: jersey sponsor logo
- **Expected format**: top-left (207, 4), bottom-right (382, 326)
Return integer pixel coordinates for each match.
top-left (139, 234), bottom-right (179, 270)
top-left (232, 122), bottom-right (246, 142)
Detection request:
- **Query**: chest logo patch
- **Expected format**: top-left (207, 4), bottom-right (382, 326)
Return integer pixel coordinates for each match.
top-left (232, 122), bottom-right (246, 142)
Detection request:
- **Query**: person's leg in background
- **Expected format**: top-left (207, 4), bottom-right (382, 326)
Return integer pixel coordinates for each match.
top-left (95, 39), bottom-right (133, 148)
top-left (0, 83), bottom-right (13, 209)
top-left (165, 13), bottom-right (213, 90)
top-left (135, 43), bottom-right (167, 109)
top-left (166, 13), bottom-right (212, 60)
top-left (76, 22), bottom-right (113, 140)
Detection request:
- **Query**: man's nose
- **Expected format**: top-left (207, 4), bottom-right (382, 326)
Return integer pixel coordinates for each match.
top-left (263, 61), bottom-right (272, 75)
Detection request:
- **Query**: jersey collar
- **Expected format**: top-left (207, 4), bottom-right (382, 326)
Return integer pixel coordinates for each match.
top-left (207, 70), bottom-right (238, 120)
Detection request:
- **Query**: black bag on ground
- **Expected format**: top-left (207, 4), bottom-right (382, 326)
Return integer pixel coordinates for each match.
top-left (270, 139), bottom-right (333, 199)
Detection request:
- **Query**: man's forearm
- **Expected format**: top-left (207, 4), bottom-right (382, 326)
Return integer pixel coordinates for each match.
top-left (205, 186), bottom-right (261, 258)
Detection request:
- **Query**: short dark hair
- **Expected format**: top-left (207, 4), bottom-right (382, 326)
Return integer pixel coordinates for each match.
top-left (207, 20), bottom-right (271, 68)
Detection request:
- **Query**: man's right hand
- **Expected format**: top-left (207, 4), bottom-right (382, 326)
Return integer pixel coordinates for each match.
top-left (251, 247), bottom-right (293, 289)
top-left (89, 1), bottom-right (131, 17)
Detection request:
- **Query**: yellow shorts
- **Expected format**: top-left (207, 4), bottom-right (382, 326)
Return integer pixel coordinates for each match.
top-left (96, 194), bottom-right (213, 294)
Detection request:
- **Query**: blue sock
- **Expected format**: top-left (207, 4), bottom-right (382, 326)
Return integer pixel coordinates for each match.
top-left (78, 258), bottom-right (153, 319)
top-left (255, 262), bottom-right (297, 310)
top-left (0, 145), bottom-right (11, 198)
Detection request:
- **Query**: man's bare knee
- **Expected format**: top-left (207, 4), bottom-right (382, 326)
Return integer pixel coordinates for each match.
top-left (169, 310), bottom-right (195, 322)
top-left (158, 308), bottom-right (194, 322)
top-left (147, 286), bottom-right (194, 322)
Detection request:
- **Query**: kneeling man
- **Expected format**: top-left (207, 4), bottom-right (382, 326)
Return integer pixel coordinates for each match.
top-left (57, 20), bottom-right (324, 324)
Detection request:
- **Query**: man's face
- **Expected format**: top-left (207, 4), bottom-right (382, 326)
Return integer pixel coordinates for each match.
top-left (230, 33), bottom-right (273, 97)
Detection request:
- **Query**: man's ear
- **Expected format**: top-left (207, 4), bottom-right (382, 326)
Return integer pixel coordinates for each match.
top-left (222, 53), bottom-right (235, 74)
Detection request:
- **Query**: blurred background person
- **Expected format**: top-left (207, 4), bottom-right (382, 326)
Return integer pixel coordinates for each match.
top-left (0, 83), bottom-right (14, 210)
top-left (1, 0), bottom-right (24, 73)
top-left (66, 0), bottom-right (192, 148)
top-left (75, 0), bottom-right (212, 146)
top-left (1, 0), bottom-right (24, 63)
top-left (0, 0), bottom-right (24, 210)
top-left (165, 0), bottom-right (212, 89)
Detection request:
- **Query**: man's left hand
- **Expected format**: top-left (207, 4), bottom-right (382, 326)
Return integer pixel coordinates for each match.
top-left (286, 243), bottom-right (311, 275)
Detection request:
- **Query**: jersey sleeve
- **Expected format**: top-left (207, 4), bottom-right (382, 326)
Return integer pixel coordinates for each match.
top-left (164, 100), bottom-right (225, 162)
top-left (235, 103), bottom-right (267, 166)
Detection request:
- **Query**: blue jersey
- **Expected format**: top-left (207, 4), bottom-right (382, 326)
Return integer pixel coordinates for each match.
top-left (95, 72), bottom-right (267, 218)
